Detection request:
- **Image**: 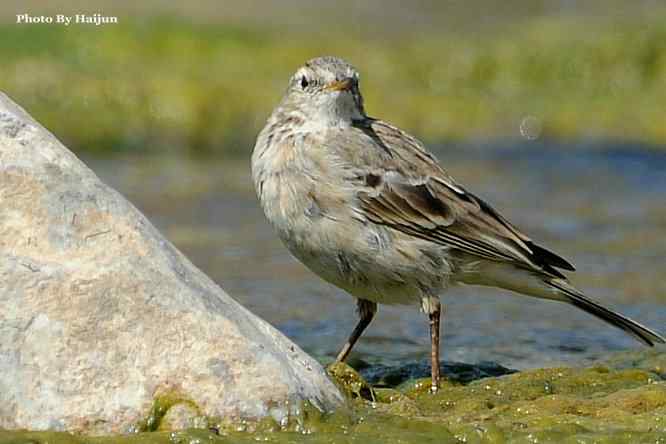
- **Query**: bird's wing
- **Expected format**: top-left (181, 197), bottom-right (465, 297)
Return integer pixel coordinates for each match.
top-left (340, 119), bottom-right (575, 278)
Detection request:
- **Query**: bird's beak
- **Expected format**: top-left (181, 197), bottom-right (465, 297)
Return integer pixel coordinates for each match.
top-left (325, 78), bottom-right (354, 92)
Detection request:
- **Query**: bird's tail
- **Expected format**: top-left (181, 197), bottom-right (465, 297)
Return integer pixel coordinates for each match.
top-left (459, 262), bottom-right (665, 346)
top-left (549, 279), bottom-right (665, 346)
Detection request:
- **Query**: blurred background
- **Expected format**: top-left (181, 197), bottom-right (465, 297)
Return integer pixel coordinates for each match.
top-left (1, 0), bottom-right (665, 371)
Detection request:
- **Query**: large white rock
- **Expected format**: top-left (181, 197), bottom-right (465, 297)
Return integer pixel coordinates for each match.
top-left (0, 92), bottom-right (343, 434)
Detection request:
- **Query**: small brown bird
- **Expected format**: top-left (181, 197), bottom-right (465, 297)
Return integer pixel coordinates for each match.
top-left (251, 56), bottom-right (664, 391)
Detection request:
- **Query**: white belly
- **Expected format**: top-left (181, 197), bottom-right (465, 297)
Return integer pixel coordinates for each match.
top-left (278, 210), bottom-right (453, 306)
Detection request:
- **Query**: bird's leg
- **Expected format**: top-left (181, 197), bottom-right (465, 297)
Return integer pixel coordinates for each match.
top-left (335, 299), bottom-right (377, 362)
top-left (428, 298), bottom-right (442, 393)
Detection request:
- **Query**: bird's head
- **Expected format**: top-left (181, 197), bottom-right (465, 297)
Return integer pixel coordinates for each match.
top-left (278, 56), bottom-right (366, 127)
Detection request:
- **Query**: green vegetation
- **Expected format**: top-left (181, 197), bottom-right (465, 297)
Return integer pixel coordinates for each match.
top-left (136, 392), bottom-right (202, 433)
top-left (1, 14), bottom-right (665, 156)
top-left (3, 349), bottom-right (666, 443)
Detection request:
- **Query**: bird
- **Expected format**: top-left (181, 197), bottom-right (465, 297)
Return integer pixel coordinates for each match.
top-left (251, 56), bottom-right (665, 392)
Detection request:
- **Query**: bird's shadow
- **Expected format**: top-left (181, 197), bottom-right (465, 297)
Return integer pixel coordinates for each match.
top-left (357, 360), bottom-right (517, 388)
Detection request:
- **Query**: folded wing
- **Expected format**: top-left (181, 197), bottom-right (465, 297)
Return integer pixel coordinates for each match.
top-left (347, 120), bottom-right (574, 279)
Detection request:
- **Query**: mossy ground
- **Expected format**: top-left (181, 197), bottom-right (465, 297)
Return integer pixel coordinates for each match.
top-left (3, 349), bottom-right (666, 443)
top-left (1, 12), bottom-right (666, 156)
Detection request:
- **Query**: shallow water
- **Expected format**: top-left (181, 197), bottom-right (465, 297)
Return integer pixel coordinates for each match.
top-left (86, 140), bottom-right (666, 371)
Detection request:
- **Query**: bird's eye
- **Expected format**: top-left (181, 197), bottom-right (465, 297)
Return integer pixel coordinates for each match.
top-left (300, 76), bottom-right (309, 89)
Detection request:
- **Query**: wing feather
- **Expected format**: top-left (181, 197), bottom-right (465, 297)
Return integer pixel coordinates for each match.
top-left (344, 119), bottom-right (575, 278)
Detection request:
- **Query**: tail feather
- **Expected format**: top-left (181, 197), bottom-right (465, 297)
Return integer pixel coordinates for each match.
top-left (550, 280), bottom-right (665, 346)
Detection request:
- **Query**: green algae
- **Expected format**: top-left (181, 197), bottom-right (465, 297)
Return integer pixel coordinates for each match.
top-left (135, 392), bottom-right (202, 432)
top-left (3, 349), bottom-right (666, 443)
top-left (327, 361), bottom-right (376, 401)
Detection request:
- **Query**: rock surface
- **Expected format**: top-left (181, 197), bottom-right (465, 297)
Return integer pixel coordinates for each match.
top-left (0, 92), bottom-right (343, 434)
